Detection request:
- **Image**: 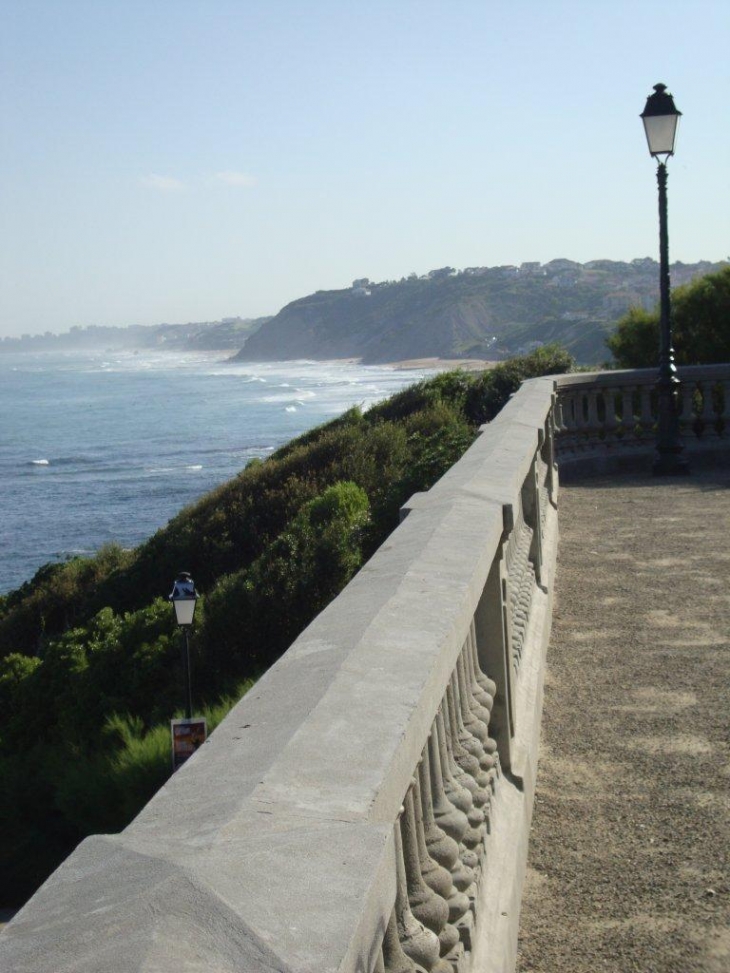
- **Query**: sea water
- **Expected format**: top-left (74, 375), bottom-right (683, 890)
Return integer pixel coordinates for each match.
top-left (1, 350), bottom-right (435, 595)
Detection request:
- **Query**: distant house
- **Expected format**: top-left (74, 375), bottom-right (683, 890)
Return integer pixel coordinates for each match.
top-left (352, 278), bottom-right (371, 297)
top-left (520, 262), bottom-right (543, 275)
top-left (497, 265), bottom-right (519, 278)
top-left (544, 258), bottom-right (582, 274)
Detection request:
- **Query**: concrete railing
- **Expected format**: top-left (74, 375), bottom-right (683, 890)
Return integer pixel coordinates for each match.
top-left (0, 377), bottom-right (560, 973)
top-left (554, 363), bottom-right (730, 472)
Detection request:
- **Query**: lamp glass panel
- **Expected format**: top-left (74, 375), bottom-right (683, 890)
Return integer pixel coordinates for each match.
top-left (643, 114), bottom-right (679, 156)
top-left (173, 598), bottom-right (196, 626)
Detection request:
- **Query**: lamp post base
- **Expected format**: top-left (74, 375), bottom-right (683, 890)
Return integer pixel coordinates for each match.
top-left (653, 448), bottom-right (690, 477)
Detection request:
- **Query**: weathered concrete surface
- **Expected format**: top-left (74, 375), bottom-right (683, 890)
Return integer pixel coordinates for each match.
top-left (518, 468), bottom-right (730, 973)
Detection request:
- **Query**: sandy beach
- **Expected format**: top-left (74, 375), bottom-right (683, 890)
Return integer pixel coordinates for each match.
top-left (386, 357), bottom-right (498, 372)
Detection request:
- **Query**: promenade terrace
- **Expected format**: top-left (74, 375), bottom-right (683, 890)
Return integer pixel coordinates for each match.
top-left (1, 366), bottom-right (728, 973)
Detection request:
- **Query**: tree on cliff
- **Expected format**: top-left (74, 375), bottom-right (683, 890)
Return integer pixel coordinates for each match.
top-left (607, 265), bottom-right (730, 368)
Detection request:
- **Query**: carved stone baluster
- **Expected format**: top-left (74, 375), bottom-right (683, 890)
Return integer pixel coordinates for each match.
top-left (639, 384), bottom-right (654, 437)
top-left (427, 726), bottom-right (479, 875)
top-left (441, 695), bottom-right (487, 861)
top-left (468, 619), bottom-right (497, 700)
top-left (382, 906), bottom-right (423, 973)
top-left (679, 382), bottom-right (696, 439)
top-left (445, 681), bottom-right (489, 795)
top-left (719, 382), bottom-right (730, 436)
top-left (401, 789), bottom-right (453, 973)
top-left (700, 380), bottom-right (717, 435)
top-left (587, 389), bottom-right (601, 447)
top-left (457, 653), bottom-right (498, 789)
top-left (435, 708), bottom-right (483, 860)
top-left (410, 775), bottom-right (462, 965)
top-left (457, 652), bottom-right (489, 742)
top-left (620, 386), bottom-right (635, 442)
top-left (419, 745), bottom-right (474, 910)
top-left (604, 388), bottom-right (619, 441)
top-left (394, 810), bottom-right (441, 972)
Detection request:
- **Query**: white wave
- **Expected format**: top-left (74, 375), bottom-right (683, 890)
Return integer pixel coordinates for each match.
top-left (186, 464), bottom-right (203, 471)
top-left (31, 459), bottom-right (50, 466)
top-left (285, 406), bottom-right (297, 413)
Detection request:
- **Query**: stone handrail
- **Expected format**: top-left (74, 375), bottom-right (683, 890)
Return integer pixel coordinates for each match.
top-left (0, 377), bottom-right (560, 973)
top-left (554, 363), bottom-right (730, 470)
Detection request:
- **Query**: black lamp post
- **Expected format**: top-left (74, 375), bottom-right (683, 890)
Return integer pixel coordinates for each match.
top-left (169, 572), bottom-right (198, 720)
top-left (640, 83), bottom-right (689, 475)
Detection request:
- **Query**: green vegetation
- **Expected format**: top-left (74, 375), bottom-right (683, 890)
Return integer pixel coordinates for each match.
top-left (0, 345), bottom-right (573, 907)
top-left (607, 266), bottom-right (730, 368)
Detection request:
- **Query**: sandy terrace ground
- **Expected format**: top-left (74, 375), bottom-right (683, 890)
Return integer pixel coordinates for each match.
top-left (517, 467), bottom-right (730, 973)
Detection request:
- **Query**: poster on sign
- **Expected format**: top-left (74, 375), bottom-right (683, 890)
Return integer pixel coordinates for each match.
top-left (171, 717), bottom-right (207, 771)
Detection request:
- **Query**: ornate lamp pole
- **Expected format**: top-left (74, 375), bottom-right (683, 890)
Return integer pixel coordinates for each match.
top-left (640, 83), bottom-right (688, 475)
top-left (169, 572), bottom-right (199, 719)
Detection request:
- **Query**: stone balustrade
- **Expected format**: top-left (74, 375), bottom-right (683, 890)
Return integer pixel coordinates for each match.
top-left (0, 376), bottom-right (559, 973)
top-left (554, 364), bottom-right (730, 471)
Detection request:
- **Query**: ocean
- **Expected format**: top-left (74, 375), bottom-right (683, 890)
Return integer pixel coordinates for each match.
top-left (1, 350), bottom-right (435, 595)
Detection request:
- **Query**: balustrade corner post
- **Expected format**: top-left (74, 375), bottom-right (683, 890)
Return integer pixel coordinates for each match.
top-left (473, 520), bottom-right (516, 774)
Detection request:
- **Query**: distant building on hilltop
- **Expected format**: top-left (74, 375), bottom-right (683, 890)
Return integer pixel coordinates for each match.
top-left (352, 278), bottom-right (371, 297)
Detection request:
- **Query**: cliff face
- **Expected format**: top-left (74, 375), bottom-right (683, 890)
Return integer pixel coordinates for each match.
top-left (233, 260), bottom-right (726, 365)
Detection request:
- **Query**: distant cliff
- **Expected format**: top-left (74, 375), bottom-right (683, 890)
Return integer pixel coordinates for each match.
top-left (233, 259), bottom-right (726, 365)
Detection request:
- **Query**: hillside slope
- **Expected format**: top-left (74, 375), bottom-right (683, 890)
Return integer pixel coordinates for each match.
top-left (234, 259), bottom-right (726, 365)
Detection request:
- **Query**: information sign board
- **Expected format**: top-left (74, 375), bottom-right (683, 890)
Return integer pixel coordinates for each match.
top-left (171, 717), bottom-right (207, 771)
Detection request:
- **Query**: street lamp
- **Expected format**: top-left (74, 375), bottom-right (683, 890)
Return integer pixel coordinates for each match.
top-left (640, 83), bottom-right (688, 475)
top-left (169, 572), bottom-right (198, 719)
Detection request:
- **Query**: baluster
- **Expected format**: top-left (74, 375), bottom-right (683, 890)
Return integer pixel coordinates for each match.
top-left (446, 681), bottom-right (490, 794)
top-left (394, 810), bottom-right (441, 972)
top-left (456, 657), bottom-right (493, 772)
top-left (700, 380), bottom-right (717, 436)
top-left (435, 708), bottom-right (483, 860)
top-left (459, 652), bottom-right (498, 791)
top-left (382, 906), bottom-right (421, 973)
top-left (620, 386), bottom-right (635, 442)
top-left (679, 382), bottom-right (696, 439)
top-left (639, 384), bottom-right (654, 437)
top-left (586, 389), bottom-right (601, 445)
top-left (427, 725), bottom-right (479, 875)
top-left (468, 619), bottom-right (497, 700)
top-left (722, 381), bottom-right (730, 435)
top-left (419, 745), bottom-right (474, 908)
top-left (410, 776), bottom-right (462, 965)
top-left (441, 696), bottom-right (487, 862)
top-left (604, 388), bottom-right (619, 439)
top-left (401, 788), bottom-right (453, 973)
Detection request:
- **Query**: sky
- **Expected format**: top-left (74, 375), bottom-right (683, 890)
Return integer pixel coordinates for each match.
top-left (1, 0), bottom-right (728, 338)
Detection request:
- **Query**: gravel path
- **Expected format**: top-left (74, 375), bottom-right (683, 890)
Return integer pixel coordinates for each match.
top-left (517, 468), bottom-right (730, 973)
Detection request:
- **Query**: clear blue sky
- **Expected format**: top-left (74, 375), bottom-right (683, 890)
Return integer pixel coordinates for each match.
top-left (1, 0), bottom-right (728, 338)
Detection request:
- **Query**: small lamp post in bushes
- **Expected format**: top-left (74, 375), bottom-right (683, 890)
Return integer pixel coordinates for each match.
top-left (640, 83), bottom-right (689, 475)
top-left (169, 572), bottom-right (206, 769)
